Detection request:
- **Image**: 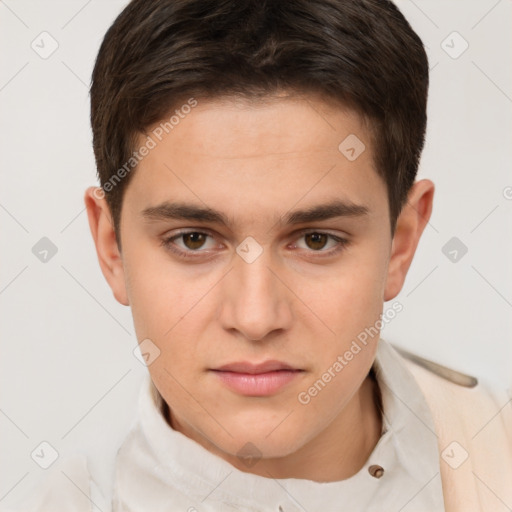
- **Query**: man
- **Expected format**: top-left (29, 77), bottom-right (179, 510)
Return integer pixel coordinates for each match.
top-left (6, 0), bottom-right (511, 510)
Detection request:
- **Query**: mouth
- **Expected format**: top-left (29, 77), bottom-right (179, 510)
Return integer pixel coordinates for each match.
top-left (210, 360), bottom-right (304, 396)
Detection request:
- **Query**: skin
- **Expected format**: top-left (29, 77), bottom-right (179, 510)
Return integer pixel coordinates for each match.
top-left (84, 93), bottom-right (434, 482)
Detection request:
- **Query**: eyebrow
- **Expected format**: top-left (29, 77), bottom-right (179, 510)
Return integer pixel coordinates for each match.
top-left (141, 199), bottom-right (369, 228)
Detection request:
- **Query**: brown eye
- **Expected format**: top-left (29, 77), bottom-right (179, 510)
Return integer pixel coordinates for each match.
top-left (293, 231), bottom-right (350, 257)
top-left (181, 232), bottom-right (208, 250)
top-left (161, 230), bottom-right (217, 259)
top-left (304, 232), bottom-right (329, 251)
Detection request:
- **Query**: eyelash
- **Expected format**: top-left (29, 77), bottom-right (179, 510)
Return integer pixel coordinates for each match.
top-left (160, 229), bottom-right (350, 260)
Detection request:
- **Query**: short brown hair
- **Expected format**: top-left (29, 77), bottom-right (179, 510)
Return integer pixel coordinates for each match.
top-left (90, 0), bottom-right (429, 248)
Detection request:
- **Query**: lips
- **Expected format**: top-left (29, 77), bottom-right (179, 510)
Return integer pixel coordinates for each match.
top-left (211, 360), bottom-right (304, 396)
top-left (214, 360), bottom-right (299, 374)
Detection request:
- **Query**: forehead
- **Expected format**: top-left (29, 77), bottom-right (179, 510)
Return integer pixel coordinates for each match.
top-left (148, 94), bottom-right (371, 157)
top-left (123, 95), bottom-right (387, 228)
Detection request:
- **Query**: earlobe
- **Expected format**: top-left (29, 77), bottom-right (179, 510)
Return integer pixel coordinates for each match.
top-left (383, 179), bottom-right (435, 301)
top-left (84, 186), bottom-right (130, 306)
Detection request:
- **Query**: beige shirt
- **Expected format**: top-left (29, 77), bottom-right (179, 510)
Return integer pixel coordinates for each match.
top-left (4, 339), bottom-right (511, 511)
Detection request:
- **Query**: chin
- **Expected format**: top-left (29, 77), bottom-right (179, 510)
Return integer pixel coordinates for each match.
top-left (209, 424), bottom-right (309, 461)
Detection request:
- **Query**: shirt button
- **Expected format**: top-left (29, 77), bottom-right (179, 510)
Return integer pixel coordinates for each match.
top-left (368, 464), bottom-right (385, 478)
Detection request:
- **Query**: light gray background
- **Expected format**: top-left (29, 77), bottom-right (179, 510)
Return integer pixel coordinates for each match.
top-left (1, 0), bottom-right (511, 506)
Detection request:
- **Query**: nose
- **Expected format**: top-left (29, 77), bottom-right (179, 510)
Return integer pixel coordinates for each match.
top-left (217, 243), bottom-right (293, 342)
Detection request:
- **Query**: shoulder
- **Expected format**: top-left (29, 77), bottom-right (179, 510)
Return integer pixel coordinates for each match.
top-left (394, 346), bottom-right (512, 458)
top-left (395, 344), bottom-right (511, 434)
top-left (393, 344), bottom-right (512, 508)
top-left (397, 345), bottom-right (509, 413)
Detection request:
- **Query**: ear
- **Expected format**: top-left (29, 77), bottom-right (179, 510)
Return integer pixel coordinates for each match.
top-left (84, 186), bottom-right (129, 306)
top-left (384, 179), bottom-right (435, 301)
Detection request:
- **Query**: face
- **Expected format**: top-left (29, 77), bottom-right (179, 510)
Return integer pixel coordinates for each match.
top-left (85, 93), bottom-right (434, 474)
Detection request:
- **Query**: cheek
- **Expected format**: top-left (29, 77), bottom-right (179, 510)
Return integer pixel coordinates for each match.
top-left (124, 255), bottom-right (214, 380)
top-left (303, 250), bottom-right (387, 385)
top-left (122, 242), bottom-right (182, 342)
top-left (122, 233), bottom-right (194, 317)
top-left (319, 257), bottom-right (386, 334)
